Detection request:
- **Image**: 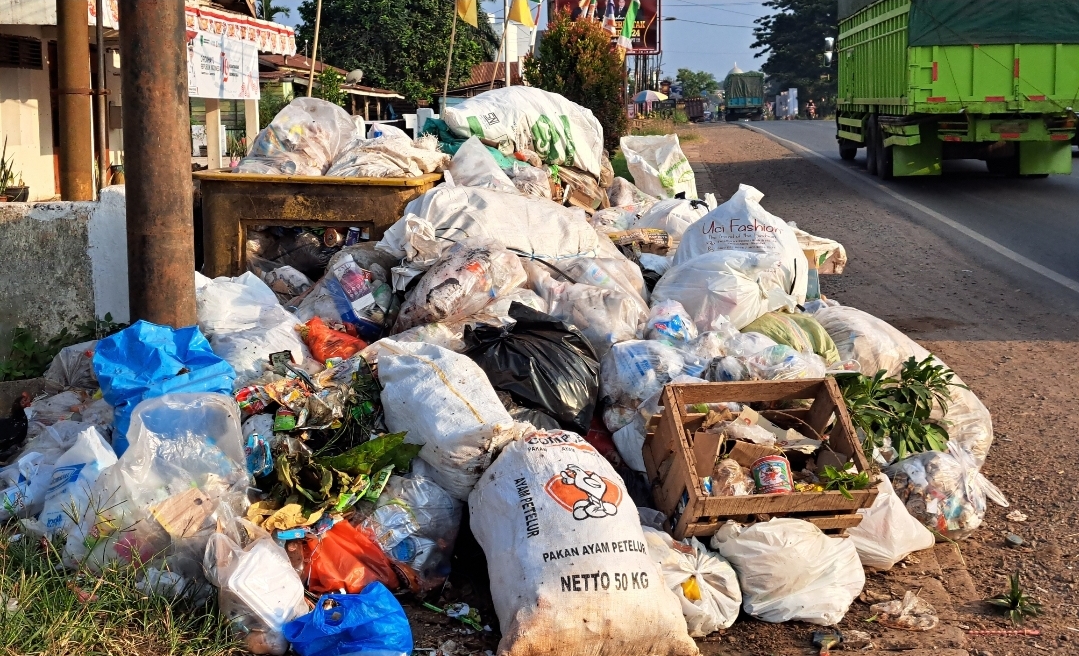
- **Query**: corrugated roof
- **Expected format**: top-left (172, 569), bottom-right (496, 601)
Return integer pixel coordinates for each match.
top-left (460, 61), bottom-right (525, 88)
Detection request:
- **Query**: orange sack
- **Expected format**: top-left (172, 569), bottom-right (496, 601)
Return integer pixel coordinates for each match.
top-left (300, 316), bottom-right (367, 362)
top-left (302, 520), bottom-right (398, 594)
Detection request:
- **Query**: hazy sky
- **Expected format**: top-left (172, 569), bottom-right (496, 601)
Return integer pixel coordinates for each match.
top-left (272, 0), bottom-right (768, 83)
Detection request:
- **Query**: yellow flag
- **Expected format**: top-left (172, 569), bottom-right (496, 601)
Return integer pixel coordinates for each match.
top-left (457, 0), bottom-right (478, 27)
top-left (508, 0), bottom-right (535, 27)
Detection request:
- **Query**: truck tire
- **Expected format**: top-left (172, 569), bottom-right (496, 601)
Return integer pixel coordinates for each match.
top-left (839, 140), bottom-right (858, 161)
top-left (866, 118), bottom-right (879, 176)
top-left (876, 127), bottom-right (894, 180)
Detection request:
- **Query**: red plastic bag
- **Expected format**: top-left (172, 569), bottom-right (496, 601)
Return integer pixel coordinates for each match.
top-left (302, 521), bottom-right (398, 594)
top-left (300, 317), bottom-right (367, 362)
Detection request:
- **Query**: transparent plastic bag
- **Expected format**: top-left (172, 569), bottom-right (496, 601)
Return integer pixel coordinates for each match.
top-left (362, 474), bottom-right (462, 592)
top-left (394, 237), bottom-right (527, 332)
top-left (645, 300), bottom-right (698, 345)
top-left (652, 250), bottom-right (796, 331)
top-left (34, 425), bottom-right (117, 538)
top-left (506, 163), bottom-right (552, 198)
top-left (600, 341), bottom-right (707, 432)
top-left (589, 207), bottom-right (637, 235)
top-left (238, 98), bottom-right (358, 176)
top-left (326, 133), bottom-right (449, 178)
top-left (847, 475), bottom-right (935, 570)
top-left (67, 393), bottom-right (251, 576)
top-left (44, 340), bottom-right (99, 389)
top-left (886, 442), bottom-right (1008, 540)
top-left (744, 345), bottom-right (827, 381)
top-left (447, 136), bottom-right (519, 194)
top-left (606, 176), bottom-right (658, 212)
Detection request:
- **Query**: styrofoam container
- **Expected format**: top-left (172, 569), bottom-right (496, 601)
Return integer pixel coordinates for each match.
top-left (226, 540), bottom-right (306, 629)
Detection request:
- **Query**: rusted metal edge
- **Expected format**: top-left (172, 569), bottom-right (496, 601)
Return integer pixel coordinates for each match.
top-left (191, 169), bottom-right (442, 187)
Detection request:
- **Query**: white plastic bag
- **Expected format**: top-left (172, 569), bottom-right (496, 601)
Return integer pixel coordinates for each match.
top-left (238, 97), bottom-right (358, 176)
top-left (469, 428), bottom-right (698, 656)
top-left (711, 518), bottom-right (864, 625)
top-left (44, 340), bottom-right (99, 389)
top-left (886, 441), bottom-right (1008, 540)
top-left (36, 425), bottom-right (117, 538)
top-left (613, 374), bottom-right (705, 472)
top-left (377, 339), bottom-right (518, 499)
top-left (847, 476), bottom-right (935, 570)
top-left (443, 87), bottom-right (606, 178)
top-left (634, 198), bottom-right (712, 249)
top-left (446, 137), bottom-right (519, 194)
top-left (744, 344), bottom-right (828, 381)
top-left (620, 135), bottom-right (697, 199)
top-left (645, 300), bottom-right (698, 345)
top-left (326, 133), bottom-right (448, 178)
top-left (642, 527), bottom-right (741, 636)
top-left (674, 184), bottom-right (809, 303)
top-left (394, 237), bottom-right (527, 332)
top-left (652, 251), bottom-right (796, 331)
top-left (0, 451), bottom-right (53, 523)
top-left (376, 185), bottom-right (603, 268)
top-left (194, 272), bottom-right (310, 385)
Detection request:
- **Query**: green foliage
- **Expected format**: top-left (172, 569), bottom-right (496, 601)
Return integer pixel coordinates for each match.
top-left (0, 528), bottom-right (239, 654)
top-left (675, 68), bottom-right (719, 99)
top-left (256, 0), bottom-right (291, 22)
top-left (315, 67), bottom-right (347, 106)
top-left (839, 356), bottom-right (963, 461)
top-left (225, 134), bottom-right (248, 159)
top-left (524, 11), bottom-right (628, 152)
top-left (985, 571), bottom-right (1042, 625)
top-left (296, 0), bottom-right (499, 103)
top-left (259, 83), bottom-right (293, 127)
top-left (0, 314), bottom-right (126, 382)
top-left (819, 464), bottom-right (872, 500)
top-left (0, 136), bottom-right (17, 197)
top-left (752, 0), bottom-right (836, 114)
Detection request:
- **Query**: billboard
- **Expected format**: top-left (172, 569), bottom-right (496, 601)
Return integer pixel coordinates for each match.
top-left (549, 0), bottom-right (661, 55)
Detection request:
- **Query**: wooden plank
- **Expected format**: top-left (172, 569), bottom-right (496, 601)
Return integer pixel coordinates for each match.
top-left (806, 514), bottom-right (864, 531)
top-left (193, 169), bottom-right (442, 187)
top-left (674, 380), bottom-right (826, 405)
top-left (697, 490), bottom-right (872, 515)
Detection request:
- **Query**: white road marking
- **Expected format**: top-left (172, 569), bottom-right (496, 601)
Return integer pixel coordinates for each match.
top-left (742, 124), bottom-right (1079, 296)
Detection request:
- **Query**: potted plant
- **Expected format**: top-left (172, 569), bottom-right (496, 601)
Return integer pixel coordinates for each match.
top-left (0, 137), bottom-right (14, 202)
top-left (6, 173), bottom-right (29, 202)
top-left (226, 134), bottom-right (247, 168)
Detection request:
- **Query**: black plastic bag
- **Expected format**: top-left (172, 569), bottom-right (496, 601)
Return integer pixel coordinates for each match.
top-left (464, 302), bottom-right (599, 434)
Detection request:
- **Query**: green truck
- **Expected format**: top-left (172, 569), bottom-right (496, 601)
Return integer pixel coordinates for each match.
top-left (836, 0), bottom-right (1079, 178)
top-left (724, 69), bottom-right (766, 121)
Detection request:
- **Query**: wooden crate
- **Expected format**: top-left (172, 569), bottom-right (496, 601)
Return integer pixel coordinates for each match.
top-left (643, 379), bottom-right (878, 540)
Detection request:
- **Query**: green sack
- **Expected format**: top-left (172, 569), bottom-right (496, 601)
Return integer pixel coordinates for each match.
top-left (742, 311), bottom-right (840, 364)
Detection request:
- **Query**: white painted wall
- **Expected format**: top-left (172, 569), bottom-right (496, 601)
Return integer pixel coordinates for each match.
top-left (0, 24), bottom-right (56, 201)
top-left (88, 185), bottom-right (129, 323)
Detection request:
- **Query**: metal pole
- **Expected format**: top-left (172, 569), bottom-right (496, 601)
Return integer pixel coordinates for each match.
top-left (94, 0), bottom-right (108, 192)
top-left (306, 0), bottom-right (323, 97)
top-left (56, 0), bottom-right (94, 201)
top-left (118, 0), bottom-right (196, 327)
top-left (503, 0), bottom-right (510, 87)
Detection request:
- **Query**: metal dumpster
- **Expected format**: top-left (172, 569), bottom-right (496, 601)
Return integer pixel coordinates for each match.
top-left (194, 170), bottom-right (441, 277)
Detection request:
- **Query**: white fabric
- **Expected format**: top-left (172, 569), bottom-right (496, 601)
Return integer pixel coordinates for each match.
top-left (620, 135), bottom-right (697, 199)
top-left (375, 185), bottom-right (603, 269)
top-left (791, 224), bottom-right (847, 274)
top-left (674, 184), bottom-right (809, 303)
top-left (325, 133), bottom-right (448, 178)
top-left (711, 518), bottom-right (864, 625)
top-left (642, 527), bottom-right (741, 636)
top-left (443, 87), bottom-right (606, 178)
top-left (469, 429), bottom-right (697, 656)
top-left (377, 340), bottom-right (517, 500)
top-left (847, 476), bottom-right (936, 570)
top-left (446, 137), bottom-right (519, 194)
top-left (651, 250), bottom-right (796, 331)
top-left (194, 272), bottom-right (310, 385)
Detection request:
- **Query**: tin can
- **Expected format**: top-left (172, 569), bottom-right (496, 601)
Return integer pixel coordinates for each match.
top-left (323, 227), bottom-right (345, 248)
top-left (344, 226), bottom-right (362, 246)
top-left (751, 455), bottom-right (794, 495)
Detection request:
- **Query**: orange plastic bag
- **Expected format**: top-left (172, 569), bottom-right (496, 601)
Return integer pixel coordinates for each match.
top-left (303, 520), bottom-right (398, 594)
top-left (300, 317), bottom-right (367, 363)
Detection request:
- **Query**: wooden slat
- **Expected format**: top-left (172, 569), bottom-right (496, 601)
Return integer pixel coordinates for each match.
top-left (805, 514), bottom-right (864, 530)
top-left (675, 380), bottom-right (826, 404)
top-left (697, 490), bottom-right (872, 515)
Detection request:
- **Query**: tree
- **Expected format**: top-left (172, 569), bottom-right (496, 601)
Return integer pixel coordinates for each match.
top-left (752, 0), bottom-right (836, 115)
top-left (675, 69), bottom-right (719, 99)
top-left (296, 0), bottom-right (498, 103)
top-left (256, 0), bottom-right (291, 22)
top-left (523, 11), bottom-right (627, 152)
top-left (315, 68), bottom-right (347, 106)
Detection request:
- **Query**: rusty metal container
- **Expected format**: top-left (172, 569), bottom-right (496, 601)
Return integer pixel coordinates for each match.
top-left (194, 169), bottom-right (441, 277)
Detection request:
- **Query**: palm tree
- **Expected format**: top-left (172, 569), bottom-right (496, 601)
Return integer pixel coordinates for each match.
top-left (256, 0), bottom-right (291, 22)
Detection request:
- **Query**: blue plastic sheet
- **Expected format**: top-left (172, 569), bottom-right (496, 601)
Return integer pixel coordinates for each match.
top-left (284, 583), bottom-right (412, 656)
top-left (92, 321), bottom-right (236, 455)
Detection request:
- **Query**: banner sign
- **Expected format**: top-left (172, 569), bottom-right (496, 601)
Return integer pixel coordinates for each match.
top-left (186, 31), bottom-right (261, 100)
top-left (550, 0), bottom-right (661, 54)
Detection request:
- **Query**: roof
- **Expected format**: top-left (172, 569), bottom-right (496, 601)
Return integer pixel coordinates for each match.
top-left (259, 54), bottom-right (345, 75)
top-left (259, 58), bottom-right (404, 99)
top-left (458, 62), bottom-right (525, 88)
top-left (727, 63), bottom-right (743, 75)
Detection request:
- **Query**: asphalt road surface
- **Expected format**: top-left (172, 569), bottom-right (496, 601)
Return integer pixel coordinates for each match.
top-left (747, 120), bottom-right (1079, 301)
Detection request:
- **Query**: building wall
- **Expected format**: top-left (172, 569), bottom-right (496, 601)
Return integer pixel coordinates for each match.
top-left (0, 24), bottom-right (56, 201)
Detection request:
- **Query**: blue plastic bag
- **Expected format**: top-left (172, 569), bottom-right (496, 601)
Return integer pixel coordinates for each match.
top-left (93, 321), bottom-right (236, 455)
top-left (284, 583), bottom-right (412, 656)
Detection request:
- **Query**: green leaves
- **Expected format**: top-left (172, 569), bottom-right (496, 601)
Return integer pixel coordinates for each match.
top-left (818, 464), bottom-right (871, 500)
top-left (676, 69), bottom-right (720, 99)
top-left (985, 571), bottom-right (1042, 625)
top-left (752, 0), bottom-right (837, 113)
top-left (0, 313), bottom-right (126, 382)
top-left (838, 355), bottom-right (961, 460)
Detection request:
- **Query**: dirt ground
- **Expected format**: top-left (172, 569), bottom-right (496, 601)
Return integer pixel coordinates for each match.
top-left (407, 123), bottom-right (1079, 656)
top-left (678, 123), bottom-right (1079, 656)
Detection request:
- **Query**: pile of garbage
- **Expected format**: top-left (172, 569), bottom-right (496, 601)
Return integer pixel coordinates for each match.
top-left (2, 87), bottom-right (1007, 654)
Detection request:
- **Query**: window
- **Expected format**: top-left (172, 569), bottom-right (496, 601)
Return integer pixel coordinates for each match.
top-left (0, 34), bottom-right (44, 70)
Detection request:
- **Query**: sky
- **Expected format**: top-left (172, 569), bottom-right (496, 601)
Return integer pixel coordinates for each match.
top-left (271, 0), bottom-right (768, 83)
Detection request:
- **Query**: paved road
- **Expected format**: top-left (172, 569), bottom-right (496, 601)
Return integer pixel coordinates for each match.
top-left (747, 120), bottom-right (1079, 296)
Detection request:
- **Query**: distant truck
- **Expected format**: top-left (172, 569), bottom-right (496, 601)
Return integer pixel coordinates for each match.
top-left (836, 0), bottom-right (1079, 178)
top-left (724, 70), bottom-right (765, 121)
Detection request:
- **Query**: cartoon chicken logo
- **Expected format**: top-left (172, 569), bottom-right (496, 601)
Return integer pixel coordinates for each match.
top-left (545, 465), bottom-right (621, 521)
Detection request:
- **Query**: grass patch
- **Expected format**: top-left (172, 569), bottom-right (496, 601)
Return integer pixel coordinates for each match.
top-left (611, 149), bottom-right (631, 181)
top-left (0, 531), bottom-right (241, 656)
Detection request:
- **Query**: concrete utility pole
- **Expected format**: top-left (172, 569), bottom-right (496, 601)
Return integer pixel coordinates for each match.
top-left (56, 0), bottom-right (94, 201)
top-left (94, 0), bottom-right (109, 191)
top-left (118, 0), bottom-right (197, 327)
